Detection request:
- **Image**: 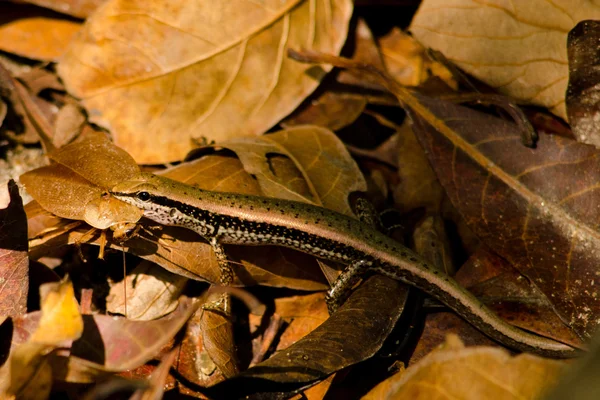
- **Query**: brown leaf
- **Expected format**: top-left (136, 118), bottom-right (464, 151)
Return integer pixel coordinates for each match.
top-left (106, 261), bottom-right (187, 320)
top-left (200, 302), bottom-right (238, 380)
top-left (364, 335), bottom-right (565, 400)
top-left (462, 249), bottom-right (581, 347)
top-left (393, 120), bottom-right (444, 212)
top-left (204, 275), bottom-right (409, 399)
top-left (406, 93), bottom-right (600, 339)
top-left (0, 181), bottom-right (28, 320)
top-left (378, 27), bottom-right (455, 89)
top-left (282, 19), bottom-right (379, 130)
top-left (220, 125), bottom-right (366, 214)
top-left (21, 133), bottom-right (143, 228)
top-left (0, 62), bottom-right (56, 147)
top-left (566, 20), bottom-right (600, 148)
top-left (0, 3), bottom-right (81, 61)
top-left (273, 292), bottom-right (329, 351)
top-left (58, 0), bottom-right (353, 163)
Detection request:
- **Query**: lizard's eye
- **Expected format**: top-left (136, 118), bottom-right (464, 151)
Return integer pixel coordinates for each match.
top-left (137, 191), bottom-right (151, 202)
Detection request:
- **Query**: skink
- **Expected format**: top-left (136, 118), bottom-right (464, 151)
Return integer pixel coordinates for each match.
top-left (111, 172), bottom-right (580, 358)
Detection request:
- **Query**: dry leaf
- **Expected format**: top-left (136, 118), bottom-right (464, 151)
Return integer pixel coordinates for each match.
top-left (221, 125), bottom-right (367, 214)
top-left (106, 261), bottom-right (187, 320)
top-left (21, 133), bottom-right (143, 228)
top-left (363, 335), bottom-right (565, 400)
top-left (3, 279), bottom-right (83, 399)
top-left (282, 19), bottom-right (381, 130)
top-left (0, 181), bottom-right (29, 321)
top-left (393, 120), bottom-right (444, 212)
top-left (0, 3), bottom-right (81, 61)
top-left (31, 279), bottom-right (83, 344)
top-left (378, 27), bottom-right (455, 88)
top-left (409, 0), bottom-right (600, 120)
top-left (58, 0), bottom-right (353, 163)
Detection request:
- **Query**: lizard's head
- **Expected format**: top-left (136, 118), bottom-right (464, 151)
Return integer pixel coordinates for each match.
top-left (110, 173), bottom-right (163, 211)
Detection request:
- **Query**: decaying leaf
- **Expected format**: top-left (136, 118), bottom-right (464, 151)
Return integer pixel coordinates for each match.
top-left (364, 335), bottom-right (565, 400)
top-left (566, 20), bottom-right (600, 148)
top-left (0, 181), bottom-right (29, 322)
top-left (58, 0), bottom-right (353, 163)
top-left (409, 0), bottom-right (600, 120)
top-left (407, 93), bottom-right (600, 339)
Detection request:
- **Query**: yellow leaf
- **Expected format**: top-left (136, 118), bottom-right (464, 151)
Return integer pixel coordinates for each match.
top-left (409, 0), bottom-right (600, 119)
top-left (58, 0), bottom-right (353, 163)
top-left (31, 279), bottom-right (83, 344)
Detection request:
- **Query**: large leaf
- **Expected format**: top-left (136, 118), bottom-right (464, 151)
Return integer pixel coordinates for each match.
top-left (58, 0), bottom-right (353, 163)
top-left (410, 0), bottom-right (600, 121)
top-left (408, 93), bottom-right (600, 339)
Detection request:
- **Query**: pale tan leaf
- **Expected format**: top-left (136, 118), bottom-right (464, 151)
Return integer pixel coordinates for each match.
top-left (58, 0), bottom-right (353, 163)
top-left (221, 125), bottom-right (366, 216)
top-left (409, 0), bottom-right (600, 120)
top-left (363, 335), bottom-right (566, 400)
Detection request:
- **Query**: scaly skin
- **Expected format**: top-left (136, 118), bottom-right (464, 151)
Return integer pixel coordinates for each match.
top-left (111, 172), bottom-right (581, 358)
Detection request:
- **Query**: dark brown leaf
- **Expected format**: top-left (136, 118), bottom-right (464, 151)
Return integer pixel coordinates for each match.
top-left (0, 181), bottom-right (28, 320)
top-left (409, 93), bottom-right (600, 339)
top-left (566, 20), bottom-right (600, 147)
top-left (204, 275), bottom-right (409, 399)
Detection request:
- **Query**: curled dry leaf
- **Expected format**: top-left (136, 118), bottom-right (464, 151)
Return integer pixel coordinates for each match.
top-left (204, 275), bottom-right (408, 399)
top-left (409, 0), bottom-right (600, 120)
top-left (20, 132), bottom-right (143, 229)
top-left (0, 62), bottom-right (56, 147)
top-left (58, 0), bottom-right (353, 163)
top-left (220, 125), bottom-right (367, 214)
top-left (363, 335), bottom-right (565, 400)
